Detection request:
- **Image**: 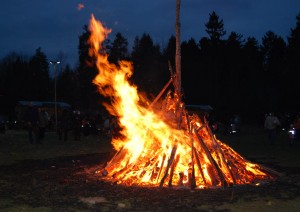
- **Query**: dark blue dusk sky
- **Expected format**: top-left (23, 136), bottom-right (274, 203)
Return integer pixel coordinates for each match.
top-left (1, 0), bottom-right (300, 69)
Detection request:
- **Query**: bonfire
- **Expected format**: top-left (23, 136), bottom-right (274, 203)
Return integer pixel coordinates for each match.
top-left (87, 14), bottom-right (277, 189)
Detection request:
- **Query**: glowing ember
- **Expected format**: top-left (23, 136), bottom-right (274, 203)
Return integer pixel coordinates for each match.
top-left (88, 14), bottom-right (277, 189)
top-left (77, 3), bottom-right (84, 11)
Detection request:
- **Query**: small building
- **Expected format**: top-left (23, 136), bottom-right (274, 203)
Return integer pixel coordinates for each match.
top-left (185, 104), bottom-right (213, 118)
top-left (15, 100), bottom-right (71, 123)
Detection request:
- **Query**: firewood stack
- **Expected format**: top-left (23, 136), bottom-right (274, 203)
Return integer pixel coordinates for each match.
top-left (94, 0), bottom-right (278, 189)
top-left (98, 70), bottom-right (279, 189)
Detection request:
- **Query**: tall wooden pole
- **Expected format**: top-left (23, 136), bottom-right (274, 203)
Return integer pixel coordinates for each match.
top-left (176, 0), bottom-right (196, 189)
top-left (50, 60), bottom-right (60, 131)
top-left (175, 0), bottom-right (181, 101)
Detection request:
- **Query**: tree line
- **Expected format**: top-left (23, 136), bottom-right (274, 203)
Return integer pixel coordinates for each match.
top-left (1, 11), bottom-right (300, 124)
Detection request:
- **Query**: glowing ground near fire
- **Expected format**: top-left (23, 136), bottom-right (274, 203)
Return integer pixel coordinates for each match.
top-left (87, 14), bottom-right (278, 189)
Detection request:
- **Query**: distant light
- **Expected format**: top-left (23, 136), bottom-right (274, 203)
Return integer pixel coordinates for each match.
top-left (50, 61), bottom-right (60, 64)
top-left (289, 129), bottom-right (295, 135)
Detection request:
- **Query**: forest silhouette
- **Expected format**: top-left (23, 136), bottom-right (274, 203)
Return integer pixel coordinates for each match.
top-left (1, 11), bottom-right (300, 124)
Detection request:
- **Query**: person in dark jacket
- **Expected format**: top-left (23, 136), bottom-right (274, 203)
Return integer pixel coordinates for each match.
top-left (264, 112), bottom-right (281, 145)
top-left (25, 102), bottom-right (39, 144)
top-left (38, 108), bottom-right (49, 142)
top-left (72, 110), bottom-right (81, 141)
top-left (58, 109), bottom-right (71, 141)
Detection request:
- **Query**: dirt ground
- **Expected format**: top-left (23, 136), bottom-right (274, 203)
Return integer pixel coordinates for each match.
top-left (0, 129), bottom-right (300, 211)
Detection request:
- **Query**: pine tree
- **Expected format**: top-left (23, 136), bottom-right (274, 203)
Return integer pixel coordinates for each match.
top-left (205, 11), bottom-right (226, 43)
top-left (286, 13), bottom-right (300, 111)
top-left (28, 47), bottom-right (51, 100)
top-left (107, 32), bottom-right (129, 64)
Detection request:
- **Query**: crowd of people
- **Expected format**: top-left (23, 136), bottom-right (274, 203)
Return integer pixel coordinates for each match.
top-left (264, 112), bottom-right (300, 145)
top-left (24, 102), bottom-right (119, 144)
top-left (18, 102), bottom-right (300, 146)
top-left (24, 102), bottom-right (49, 144)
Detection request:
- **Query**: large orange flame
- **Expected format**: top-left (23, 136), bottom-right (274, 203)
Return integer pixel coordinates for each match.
top-left (88, 14), bottom-right (276, 188)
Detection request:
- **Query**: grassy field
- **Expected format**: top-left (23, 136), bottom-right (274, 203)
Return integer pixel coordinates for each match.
top-left (0, 126), bottom-right (300, 211)
top-left (0, 130), bottom-right (113, 166)
top-left (216, 125), bottom-right (300, 167)
top-left (1, 125), bottom-right (299, 166)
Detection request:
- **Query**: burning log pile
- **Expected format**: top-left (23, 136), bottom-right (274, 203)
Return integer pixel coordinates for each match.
top-left (99, 90), bottom-right (277, 189)
top-left (87, 15), bottom-right (278, 189)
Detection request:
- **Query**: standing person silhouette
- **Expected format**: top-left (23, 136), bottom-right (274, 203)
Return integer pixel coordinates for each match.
top-left (25, 102), bottom-right (39, 144)
top-left (38, 108), bottom-right (49, 143)
top-left (72, 110), bottom-right (81, 141)
top-left (264, 112), bottom-right (281, 145)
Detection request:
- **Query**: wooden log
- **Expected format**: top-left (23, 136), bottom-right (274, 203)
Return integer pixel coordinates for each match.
top-left (194, 124), bottom-right (228, 187)
top-left (111, 153), bottom-right (133, 179)
top-left (184, 109), bottom-right (196, 189)
top-left (106, 146), bottom-right (124, 166)
top-left (168, 154), bottom-right (180, 187)
top-left (168, 60), bottom-right (175, 76)
top-left (176, 103), bottom-right (184, 130)
top-left (216, 141), bottom-right (257, 183)
top-left (149, 78), bottom-right (173, 108)
top-left (175, 0), bottom-right (181, 101)
top-left (156, 154), bottom-right (166, 183)
top-left (203, 119), bottom-right (237, 185)
top-left (196, 116), bottom-right (236, 184)
top-left (257, 164), bottom-right (282, 178)
top-left (168, 61), bottom-right (178, 93)
top-left (159, 144), bottom-right (178, 187)
top-left (189, 164), bottom-right (196, 189)
top-left (193, 147), bottom-right (207, 186)
top-left (102, 147), bottom-right (127, 174)
top-left (178, 172), bottom-right (184, 186)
